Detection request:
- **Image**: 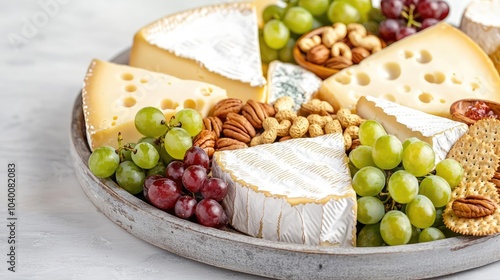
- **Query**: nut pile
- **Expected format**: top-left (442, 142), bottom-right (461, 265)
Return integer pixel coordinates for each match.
top-left (193, 97), bottom-right (365, 157)
top-left (298, 22), bottom-right (383, 70)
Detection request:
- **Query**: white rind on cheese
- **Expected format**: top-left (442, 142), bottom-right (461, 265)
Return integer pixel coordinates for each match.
top-left (356, 96), bottom-right (469, 164)
top-left (82, 59), bottom-right (227, 151)
top-left (460, 0), bottom-right (500, 55)
top-left (211, 134), bottom-right (356, 247)
top-left (318, 22), bottom-right (500, 117)
top-left (130, 2), bottom-right (267, 103)
top-left (267, 60), bottom-right (322, 111)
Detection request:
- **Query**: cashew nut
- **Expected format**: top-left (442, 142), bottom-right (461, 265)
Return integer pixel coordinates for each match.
top-left (322, 23), bottom-right (347, 48)
top-left (273, 96), bottom-right (295, 112)
top-left (289, 116), bottom-right (309, 138)
top-left (349, 33), bottom-right (382, 53)
top-left (331, 42), bottom-right (352, 61)
top-left (298, 35), bottom-right (321, 52)
top-left (250, 118), bottom-right (278, 146)
top-left (347, 23), bottom-right (367, 37)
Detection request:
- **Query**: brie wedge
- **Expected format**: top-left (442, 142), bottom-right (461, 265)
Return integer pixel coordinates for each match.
top-left (129, 2), bottom-right (267, 103)
top-left (356, 96), bottom-right (469, 164)
top-left (212, 134), bottom-right (357, 247)
top-left (82, 59), bottom-right (227, 151)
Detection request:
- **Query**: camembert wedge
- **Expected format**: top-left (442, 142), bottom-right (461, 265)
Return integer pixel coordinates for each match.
top-left (82, 59), bottom-right (227, 151)
top-left (212, 134), bottom-right (356, 247)
top-left (356, 96), bottom-right (469, 164)
top-left (318, 22), bottom-right (500, 117)
top-left (129, 2), bottom-right (267, 103)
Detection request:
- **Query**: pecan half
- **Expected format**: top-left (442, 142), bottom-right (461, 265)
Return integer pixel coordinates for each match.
top-left (212, 98), bottom-right (243, 120)
top-left (203, 116), bottom-right (223, 139)
top-left (324, 56), bottom-right (353, 70)
top-left (491, 178), bottom-right (500, 195)
top-left (222, 113), bottom-right (256, 144)
top-left (242, 100), bottom-right (269, 129)
top-left (260, 102), bottom-right (276, 118)
top-left (452, 195), bottom-right (497, 218)
top-left (193, 130), bottom-right (216, 157)
top-left (216, 137), bottom-right (248, 151)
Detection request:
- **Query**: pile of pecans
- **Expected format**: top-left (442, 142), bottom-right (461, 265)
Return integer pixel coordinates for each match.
top-left (298, 22), bottom-right (383, 70)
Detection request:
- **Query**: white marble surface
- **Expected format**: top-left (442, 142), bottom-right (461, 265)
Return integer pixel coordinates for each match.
top-left (1, 0), bottom-right (499, 279)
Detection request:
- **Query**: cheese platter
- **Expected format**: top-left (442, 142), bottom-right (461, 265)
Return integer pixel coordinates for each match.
top-left (71, 0), bottom-right (500, 278)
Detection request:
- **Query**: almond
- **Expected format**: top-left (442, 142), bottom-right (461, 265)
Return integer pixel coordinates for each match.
top-left (324, 56), bottom-right (352, 70)
top-left (351, 47), bottom-right (370, 64)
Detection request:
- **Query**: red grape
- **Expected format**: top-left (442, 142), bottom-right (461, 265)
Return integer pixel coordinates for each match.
top-left (436, 1), bottom-right (449, 20)
top-left (404, 0), bottom-right (419, 8)
top-left (379, 19), bottom-right (401, 42)
top-left (148, 178), bottom-right (181, 210)
top-left (417, 0), bottom-right (441, 19)
top-left (381, 0), bottom-right (404, 19)
top-left (195, 198), bottom-right (228, 228)
top-left (396, 26), bottom-right (417, 40)
top-left (166, 161), bottom-right (184, 186)
top-left (174, 196), bottom-right (197, 219)
top-left (182, 165), bottom-right (207, 193)
top-left (201, 177), bottom-right (228, 202)
top-left (420, 18), bottom-right (440, 30)
top-left (183, 146), bottom-right (210, 170)
top-left (143, 174), bottom-right (163, 202)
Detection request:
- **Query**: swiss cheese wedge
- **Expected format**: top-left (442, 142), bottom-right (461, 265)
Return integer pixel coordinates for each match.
top-left (318, 23), bottom-right (500, 117)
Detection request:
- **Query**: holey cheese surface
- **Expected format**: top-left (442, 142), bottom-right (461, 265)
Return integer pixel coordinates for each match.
top-left (82, 59), bottom-right (227, 151)
top-left (211, 134), bottom-right (356, 247)
top-left (356, 96), bottom-right (468, 164)
top-left (319, 23), bottom-right (500, 117)
top-left (129, 2), bottom-right (267, 103)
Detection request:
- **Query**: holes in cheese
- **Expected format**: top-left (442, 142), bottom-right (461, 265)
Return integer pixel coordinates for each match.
top-left (335, 75), bottom-right (351, 85)
top-left (404, 50), bottom-right (414, 59)
top-left (417, 50), bottom-right (432, 63)
top-left (424, 72), bottom-right (446, 84)
top-left (161, 99), bottom-right (178, 110)
top-left (125, 84), bottom-right (137, 92)
top-left (355, 72), bottom-right (370, 86)
top-left (122, 97), bottom-right (136, 108)
top-left (383, 62), bottom-right (401, 80)
top-left (419, 93), bottom-right (433, 103)
top-left (140, 78), bottom-right (148, 84)
top-left (121, 73), bottom-right (134, 80)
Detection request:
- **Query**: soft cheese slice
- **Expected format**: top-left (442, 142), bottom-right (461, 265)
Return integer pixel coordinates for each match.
top-left (318, 22), bottom-right (500, 117)
top-left (82, 59), bottom-right (227, 151)
top-left (267, 60), bottom-right (322, 111)
top-left (460, 0), bottom-right (500, 73)
top-left (129, 2), bottom-right (267, 103)
top-left (356, 96), bottom-right (469, 164)
top-left (211, 134), bottom-right (356, 247)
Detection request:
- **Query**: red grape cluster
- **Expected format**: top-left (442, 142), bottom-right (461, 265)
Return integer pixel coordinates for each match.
top-left (379, 0), bottom-right (449, 43)
top-left (144, 146), bottom-right (229, 228)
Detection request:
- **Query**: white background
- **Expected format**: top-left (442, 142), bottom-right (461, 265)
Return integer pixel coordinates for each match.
top-left (2, 0), bottom-right (497, 279)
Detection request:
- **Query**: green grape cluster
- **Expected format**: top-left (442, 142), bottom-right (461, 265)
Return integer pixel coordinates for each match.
top-left (87, 107), bottom-right (204, 195)
top-left (260, 0), bottom-right (384, 64)
top-left (352, 120), bottom-right (465, 247)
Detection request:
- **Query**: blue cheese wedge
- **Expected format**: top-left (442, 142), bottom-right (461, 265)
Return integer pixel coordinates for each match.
top-left (212, 134), bottom-right (356, 247)
top-left (356, 96), bottom-right (469, 164)
top-left (267, 61), bottom-right (322, 111)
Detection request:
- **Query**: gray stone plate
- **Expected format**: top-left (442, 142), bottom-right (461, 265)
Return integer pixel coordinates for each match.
top-left (70, 49), bottom-right (500, 280)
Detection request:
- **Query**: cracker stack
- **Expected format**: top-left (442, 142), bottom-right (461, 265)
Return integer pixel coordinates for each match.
top-left (443, 119), bottom-right (500, 235)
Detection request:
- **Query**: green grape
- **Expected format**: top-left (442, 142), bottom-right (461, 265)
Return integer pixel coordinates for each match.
top-left (402, 137), bottom-right (419, 152)
top-left (259, 32), bottom-right (279, 63)
top-left (352, 166), bottom-right (386, 196)
top-left (88, 146), bottom-right (120, 178)
top-left (372, 135), bottom-right (403, 170)
top-left (312, 17), bottom-right (323, 29)
top-left (327, 1), bottom-right (361, 24)
top-left (408, 226), bottom-right (421, 244)
top-left (278, 38), bottom-right (296, 63)
top-left (387, 170), bottom-right (418, 204)
top-left (432, 207), bottom-right (444, 228)
top-left (159, 143), bottom-right (174, 165)
top-left (139, 137), bottom-right (161, 153)
top-left (336, 0), bottom-right (372, 22)
top-left (282, 7), bottom-right (314, 35)
top-left (358, 120), bottom-right (386, 147)
top-left (170, 108), bottom-right (203, 137)
top-left (115, 161), bottom-right (145, 195)
top-left (368, 7), bottom-right (384, 23)
top-left (263, 19), bottom-right (290, 50)
top-left (435, 158), bottom-right (464, 189)
top-left (380, 210), bottom-right (412, 246)
top-left (299, 0), bottom-right (329, 16)
top-left (406, 195), bottom-right (436, 229)
top-left (363, 21), bottom-right (379, 35)
top-left (357, 196), bottom-right (385, 224)
top-left (164, 127), bottom-right (192, 160)
top-left (262, 4), bottom-right (285, 23)
top-left (418, 227), bottom-right (445, 243)
top-left (349, 145), bottom-right (376, 169)
top-left (348, 161), bottom-right (360, 177)
top-left (131, 142), bottom-right (160, 169)
top-left (357, 223), bottom-right (385, 247)
top-left (119, 142), bottom-right (136, 162)
top-left (402, 141), bottom-right (435, 177)
top-left (419, 175), bottom-right (451, 208)
top-left (135, 107), bottom-right (167, 137)
top-left (146, 161), bottom-right (167, 177)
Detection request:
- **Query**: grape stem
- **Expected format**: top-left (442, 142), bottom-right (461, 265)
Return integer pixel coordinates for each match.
top-left (401, 4), bottom-right (422, 28)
